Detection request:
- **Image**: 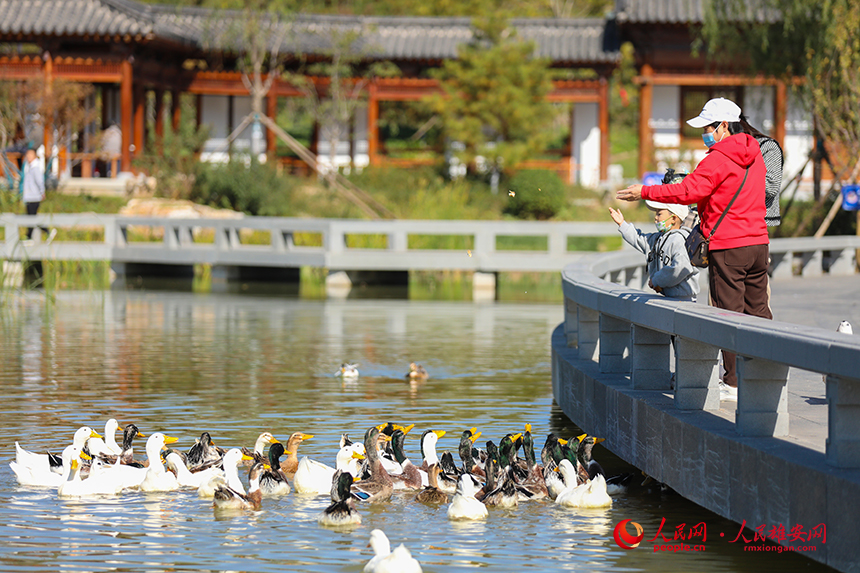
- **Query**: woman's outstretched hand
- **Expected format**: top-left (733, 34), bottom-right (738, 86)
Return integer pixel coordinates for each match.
top-left (616, 184), bottom-right (643, 202)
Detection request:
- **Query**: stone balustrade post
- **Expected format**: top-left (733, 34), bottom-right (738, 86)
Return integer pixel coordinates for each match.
top-left (630, 324), bottom-right (672, 389)
top-left (736, 356), bottom-right (790, 437)
top-left (564, 299), bottom-right (578, 348)
top-left (674, 336), bottom-right (720, 410)
top-left (826, 375), bottom-right (860, 468)
top-left (799, 250), bottom-right (823, 277)
top-left (769, 251), bottom-right (792, 279)
top-left (577, 306), bottom-right (600, 361)
top-left (599, 315), bottom-right (630, 374)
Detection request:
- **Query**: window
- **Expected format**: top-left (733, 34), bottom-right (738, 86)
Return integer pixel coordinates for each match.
top-left (681, 87), bottom-right (743, 139)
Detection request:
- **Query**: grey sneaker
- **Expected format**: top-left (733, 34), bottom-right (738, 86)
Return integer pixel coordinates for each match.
top-left (46, 228), bottom-right (57, 244)
top-left (719, 381), bottom-right (737, 401)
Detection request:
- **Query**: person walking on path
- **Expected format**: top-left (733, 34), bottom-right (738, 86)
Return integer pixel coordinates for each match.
top-left (21, 148), bottom-right (54, 243)
top-left (615, 97), bottom-right (771, 400)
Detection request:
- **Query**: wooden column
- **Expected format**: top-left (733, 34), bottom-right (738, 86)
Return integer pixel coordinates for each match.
top-left (120, 58), bottom-right (133, 171)
top-left (638, 63), bottom-right (654, 179)
top-left (101, 85), bottom-right (110, 129)
top-left (598, 76), bottom-right (609, 183)
top-left (195, 94), bottom-right (203, 128)
top-left (227, 94), bottom-right (234, 157)
top-left (133, 86), bottom-right (144, 159)
top-left (367, 80), bottom-right (379, 166)
top-left (171, 90), bottom-right (181, 132)
top-left (42, 52), bottom-right (53, 161)
top-left (773, 80), bottom-right (787, 148)
top-left (266, 89), bottom-right (277, 161)
top-left (154, 88), bottom-right (165, 140)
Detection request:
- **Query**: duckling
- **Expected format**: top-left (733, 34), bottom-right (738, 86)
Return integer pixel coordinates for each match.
top-left (186, 432), bottom-right (224, 471)
top-left (405, 362), bottom-right (429, 381)
top-left (415, 464), bottom-right (449, 505)
top-left (259, 442), bottom-right (291, 496)
top-left (388, 429), bottom-right (424, 491)
top-left (351, 427), bottom-right (394, 504)
top-left (555, 459), bottom-right (612, 508)
top-left (280, 432), bottom-right (314, 479)
top-left (241, 431), bottom-right (279, 467)
top-left (213, 461), bottom-right (264, 511)
top-left (318, 470), bottom-right (362, 527)
top-left (336, 363), bottom-right (360, 379)
top-left (447, 473), bottom-right (488, 520)
top-left (363, 529), bottom-right (423, 573)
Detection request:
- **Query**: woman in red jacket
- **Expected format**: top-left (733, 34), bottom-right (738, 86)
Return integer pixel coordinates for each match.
top-left (616, 97), bottom-right (771, 400)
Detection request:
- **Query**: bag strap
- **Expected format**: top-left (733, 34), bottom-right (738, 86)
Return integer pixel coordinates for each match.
top-left (707, 166), bottom-right (750, 240)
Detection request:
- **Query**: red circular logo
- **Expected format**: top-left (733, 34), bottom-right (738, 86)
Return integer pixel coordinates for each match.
top-left (614, 519), bottom-right (644, 550)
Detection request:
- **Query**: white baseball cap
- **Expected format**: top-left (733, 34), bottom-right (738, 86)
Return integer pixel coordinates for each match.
top-left (646, 200), bottom-right (689, 222)
top-left (686, 97), bottom-right (742, 128)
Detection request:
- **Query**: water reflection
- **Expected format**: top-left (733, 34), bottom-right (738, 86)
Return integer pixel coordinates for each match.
top-left (0, 292), bottom-right (821, 573)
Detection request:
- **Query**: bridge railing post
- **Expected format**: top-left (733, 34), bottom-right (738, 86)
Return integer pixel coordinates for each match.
top-left (826, 375), bottom-right (860, 468)
top-left (736, 356), bottom-right (790, 437)
top-left (769, 251), bottom-right (792, 279)
top-left (630, 324), bottom-right (672, 389)
top-left (799, 249), bottom-right (824, 277)
top-left (564, 299), bottom-right (578, 348)
top-left (674, 336), bottom-right (720, 410)
top-left (827, 247), bottom-right (855, 275)
top-left (326, 222), bottom-right (344, 254)
top-left (577, 306), bottom-right (600, 361)
top-left (599, 314), bottom-right (630, 374)
top-left (4, 218), bottom-right (19, 251)
top-left (388, 230), bottom-right (407, 252)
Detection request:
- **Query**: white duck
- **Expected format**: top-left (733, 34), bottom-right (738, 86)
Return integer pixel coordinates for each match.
top-left (555, 459), bottom-right (612, 508)
top-left (139, 433), bottom-right (181, 492)
top-left (294, 444), bottom-right (366, 495)
top-left (336, 363), bottom-right (360, 379)
top-left (165, 452), bottom-right (224, 490)
top-left (213, 462), bottom-right (264, 511)
top-left (447, 473), bottom-right (488, 520)
top-left (11, 445), bottom-right (77, 487)
top-left (86, 419), bottom-right (123, 457)
top-left (58, 451), bottom-right (125, 497)
top-left (15, 426), bottom-right (101, 475)
top-left (199, 448), bottom-right (248, 498)
top-left (363, 529), bottom-right (423, 573)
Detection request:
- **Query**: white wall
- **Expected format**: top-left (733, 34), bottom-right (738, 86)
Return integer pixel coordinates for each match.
top-left (784, 90), bottom-right (813, 187)
top-left (744, 86), bottom-right (775, 134)
top-left (200, 95), bottom-right (267, 163)
top-left (651, 85), bottom-right (681, 148)
top-left (572, 102), bottom-right (600, 188)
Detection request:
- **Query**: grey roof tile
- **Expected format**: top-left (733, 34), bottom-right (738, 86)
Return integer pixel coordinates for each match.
top-left (615, 0), bottom-right (774, 24)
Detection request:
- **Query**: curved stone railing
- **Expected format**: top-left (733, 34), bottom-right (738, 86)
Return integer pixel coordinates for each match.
top-left (557, 235), bottom-right (860, 468)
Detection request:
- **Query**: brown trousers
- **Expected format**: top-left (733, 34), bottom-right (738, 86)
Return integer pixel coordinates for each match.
top-left (709, 244), bottom-right (773, 386)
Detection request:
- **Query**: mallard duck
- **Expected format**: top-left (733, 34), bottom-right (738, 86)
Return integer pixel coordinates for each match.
top-left (415, 464), bottom-right (449, 504)
top-left (555, 460), bottom-right (612, 508)
top-left (542, 435), bottom-right (568, 500)
top-left (517, 425), bottom-right (547, 500)
top-left (198, 448), bottom-right (249, 498)
top-left (280, 432), bottom-right (314, 479)
top-left (336, 363), bottom-right (360, 379)
top-left (259, 442), bottom-right (291, 496)
top-left (15, 426), bottom-right (101, 476)
top-left (85, 419), bottom-right (122, 457)
top-left (447, 473), bottom-right (488, 520)
top-left (294, 444), bottom-right (366, 495)
top-left (376, 423), bottom-right (408, 475)
top-left (575, 434), bottom-right (633, 495)
top-left (213, 462), bottom-right (264, 511)
top-left (139, 433), bottom-right (181, 492)
top-left (481, 462), bottom-right (519, 509)
top-left (240, 431), bottom-right (279, 467)
top-left (435, 452), bottom-right (460, 493)
top-left (458, 428), bottom-right (484, 477)
top-left (95, 424), bottom-right (146, 467)
top-left (352, 427), bottom-right (394, 504)
top-left (186, 432), bottom-right (225, 471)
top-left (165, 451), bottom-right (224, 489)
top-left (388, 429), bottom-right (424, 491)
top-left (318, 470), bottom-right (362, 527)
top-left (59, 451), bottom-right (125, 497)
top-left (405, 362), bottom-right (429, 381)
top-left (363, 529), bottom-right (423, 573)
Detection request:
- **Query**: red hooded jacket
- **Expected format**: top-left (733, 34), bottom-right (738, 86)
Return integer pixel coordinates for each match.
top-left (642, 133), bottom-right (768, 251)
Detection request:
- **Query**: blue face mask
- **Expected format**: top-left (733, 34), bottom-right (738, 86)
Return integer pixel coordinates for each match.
top-left (702, 132), bottom-right (717, 148)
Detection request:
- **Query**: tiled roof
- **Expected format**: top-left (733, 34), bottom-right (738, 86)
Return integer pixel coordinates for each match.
top-left (0, 1), bottom-right (619, 64)
top-left (0, 0), bottom-right (192, 44)
top-left (614, 0), bottom-right (776, 25)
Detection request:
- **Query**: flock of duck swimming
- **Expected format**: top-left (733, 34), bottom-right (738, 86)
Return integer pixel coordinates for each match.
top-left (10, 364), bottom-right (628, 573)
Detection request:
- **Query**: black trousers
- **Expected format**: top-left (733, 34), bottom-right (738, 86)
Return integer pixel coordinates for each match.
top-left (25, 201), bottom-right (46, 239)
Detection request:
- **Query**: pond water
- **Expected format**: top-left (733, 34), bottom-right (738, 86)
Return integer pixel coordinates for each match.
top-left (0, 291), bottom-right (822, 572)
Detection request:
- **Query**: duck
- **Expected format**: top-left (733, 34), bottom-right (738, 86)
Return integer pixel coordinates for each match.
top-left (416, 429), bottom-right (446, 472)
top-left (575, 434), bottom-right (634, 495)
top-left (139, 433), bottom-right (181, 492)
top-left (555, 459), bottom-right (612, 508)
top-left (241, 431), bottom-right (279, 467)
top-left (405, 362), bottom-right (429, 381)
top-left (517, 426), bottom-right (548, 500)
top-left (435, 452), bottom-right (461, 494)
top-left (186, 432), bottom-right (225, 471)
top-left (280, 432), bottom-right (314, 479)
top-left (294, 443), bottom-right (366, 495)
top-left (447, 473), bottom-right (488, 520)
top-left (458, 428), bottom-right (484, 477)
top-left (165, 451), bottom-right (224, 490)
top-left (351, 427), bottom-right (394, 504)
top-left (59, 451), bottom-right (125, 497)
top-left (336, 363), bottom-right (360, 379)
top-left (542, 435), bottom-right (568, 500)
top-left (85, 419), bottom-right (122, 457)
top-left (213, 462), bottom-right (264, 511)
top-left (95, 424), bottom-right (146, 467)
top-left (11, 444), bottom-right (78, 487)
top-left (259, 442), bottom-right (291, 496)
top-left (318, 470), bottom-right (362, 527)
top-left (388, 428), bottom-right (425, 490)
top-left (363, 529), bottom-right (423, 573)
top-left (377, 423), bottom-right (407, 475)
top-left (15, 426), bottom-right (101, 476)
top-left (198, 448), bottom-right (249, 498)
top-left (415, 463), bottom-right (449, 505)
top-left (481, 461), bottom-right (519, 509)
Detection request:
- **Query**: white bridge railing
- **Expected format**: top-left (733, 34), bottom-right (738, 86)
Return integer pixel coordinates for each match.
top-left (560, 236), bottom-right (860, 468)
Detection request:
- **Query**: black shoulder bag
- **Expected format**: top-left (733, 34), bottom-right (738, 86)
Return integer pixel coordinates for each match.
top-left (685, 167), bottom-right (750, 268)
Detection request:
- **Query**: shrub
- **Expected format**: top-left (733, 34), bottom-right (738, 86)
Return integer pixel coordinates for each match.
top-left (504, 169), bottom-right (565, 219)
top-left (191, 160), bottom-right (292, 216)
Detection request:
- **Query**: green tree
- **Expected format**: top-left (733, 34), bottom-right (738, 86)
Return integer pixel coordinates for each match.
top-left (427, 12), bottom-right (555, 186)
top-left (701, 0), bottom-right (860, 163)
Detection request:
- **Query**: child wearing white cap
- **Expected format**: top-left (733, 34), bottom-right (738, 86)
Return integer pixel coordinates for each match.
top-left (608, 202), bottom-right (699, 301)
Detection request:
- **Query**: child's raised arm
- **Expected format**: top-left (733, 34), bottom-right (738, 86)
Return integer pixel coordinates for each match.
top-left (608, 207), bottom-right (625, 226)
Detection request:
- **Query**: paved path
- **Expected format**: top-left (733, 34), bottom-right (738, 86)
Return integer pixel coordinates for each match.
top-left (720, 275), bottom-right (860, 453)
